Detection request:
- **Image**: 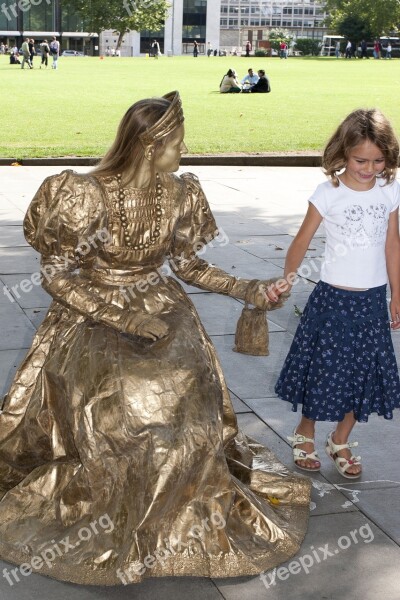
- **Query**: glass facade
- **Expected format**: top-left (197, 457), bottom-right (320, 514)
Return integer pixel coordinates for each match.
top-left (0, 1), bottom-right (97, 54)
top-left (183, 0), bottom-right (207, 42)
top-left (220, 0), bottom-right (327, 38)
top-left (0, 4), bottom-right (18, 31)
top-left (22, 0), bottom-right (56, 31)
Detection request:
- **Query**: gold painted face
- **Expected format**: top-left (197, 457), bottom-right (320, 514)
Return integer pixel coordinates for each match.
top-left (154, 125), bottom-right (187, 173)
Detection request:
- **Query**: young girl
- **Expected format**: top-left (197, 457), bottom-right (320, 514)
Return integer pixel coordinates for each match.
top-left (266, 108), bottom-right (400, 479)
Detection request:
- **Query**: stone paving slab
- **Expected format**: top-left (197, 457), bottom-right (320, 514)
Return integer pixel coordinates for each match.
top-left (191, 293), bottom-right (284, 336)
top-left (213, 512), bottom-right (400, 600)
top-left (0, 226), bottom-right (29, 248)
top-left (0, 348), bottom-right (30, 397)
top-left (211, 332), bottom-right (293, 399)
top-left (0, 570), bottom-right (224, 600)
top-left (0, 274), bottom-right (52, 308)
top-left (0, 247), bottom-right (40, 274)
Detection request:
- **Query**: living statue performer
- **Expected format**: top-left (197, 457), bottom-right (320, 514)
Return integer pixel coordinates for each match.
top-left (0, 92), bottom-right (311, 585)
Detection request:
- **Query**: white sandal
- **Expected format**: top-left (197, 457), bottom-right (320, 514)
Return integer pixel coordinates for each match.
top-left (287, 428), bottom-right (321, 472)
top-left (325, 431), bottom-right (362, 479)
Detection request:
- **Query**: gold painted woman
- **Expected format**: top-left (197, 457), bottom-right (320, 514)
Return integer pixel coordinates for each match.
top-left (0, 92), bottom-right (311, 585)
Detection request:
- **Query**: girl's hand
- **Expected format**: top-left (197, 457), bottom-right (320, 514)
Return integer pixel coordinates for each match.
top-left (390, 298), bottom-right (400, 330)
top-left (264, 279), bottom-right (291, 303)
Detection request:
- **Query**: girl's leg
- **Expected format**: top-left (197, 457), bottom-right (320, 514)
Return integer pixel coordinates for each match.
top-left (294, 416), bottom-right (320, 470)
top-left (332, 412), bottom-right (361, 476)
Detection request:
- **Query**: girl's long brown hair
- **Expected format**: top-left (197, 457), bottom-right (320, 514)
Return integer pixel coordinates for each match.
top-left (322, 109), bottom-right (399, 186)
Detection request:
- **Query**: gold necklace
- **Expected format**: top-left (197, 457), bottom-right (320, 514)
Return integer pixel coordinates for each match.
top-left (116, 173), bottom-right (163, 250)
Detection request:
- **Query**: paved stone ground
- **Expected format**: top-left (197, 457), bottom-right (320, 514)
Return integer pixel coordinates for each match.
top-left (0, 166), bottom-right (399, 600)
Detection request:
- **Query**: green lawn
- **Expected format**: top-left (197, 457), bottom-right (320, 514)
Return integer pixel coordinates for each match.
top-left (2, 54), bottom-right (400, 157)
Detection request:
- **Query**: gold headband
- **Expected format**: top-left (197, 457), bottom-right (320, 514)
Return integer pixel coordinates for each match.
top-left (139, 91), bottom-right (185, 148)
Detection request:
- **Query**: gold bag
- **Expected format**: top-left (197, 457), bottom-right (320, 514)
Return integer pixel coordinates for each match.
top-left (233, 280), bottom-right (269, 356)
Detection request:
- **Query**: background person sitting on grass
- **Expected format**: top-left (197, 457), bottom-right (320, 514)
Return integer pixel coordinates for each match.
top-left (250, 70), bottom-right (271, 93)
top-left (219, 69), bottom-right (241, 93)
top-left (241, 68), bottom-right (259, 92)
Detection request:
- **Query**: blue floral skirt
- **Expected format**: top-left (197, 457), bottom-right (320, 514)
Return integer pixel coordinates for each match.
top-left (275, 281), bottom-right (400, 422)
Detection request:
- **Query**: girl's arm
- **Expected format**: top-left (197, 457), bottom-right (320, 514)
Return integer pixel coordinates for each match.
top-left (385, 208), bottom-right (400, 330)
top-left (266, 203), bottom-right (323, 301)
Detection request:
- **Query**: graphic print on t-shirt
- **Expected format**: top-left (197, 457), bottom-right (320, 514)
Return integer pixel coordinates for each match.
top-left (336, 203), bottom-right (387, 248)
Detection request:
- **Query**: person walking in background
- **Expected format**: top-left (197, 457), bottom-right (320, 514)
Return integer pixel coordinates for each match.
top-left (269, 108), bottom-right (400, 479)
top-left (335, 40), bottom-right (341, 58)
top-left (207, 42), bottom-right (212, 56)
top-left (20, 38), bottom-right (32, 69)
top-left (280, 40), bottom-right (288, 59)
top-left (193, 40), bottom-right (198, 57)
top-left (345, 40), bottom-right (352, 58)
top-left (28, 38), bottom-right (35, 67)
top-left (386, 42), bottom-right (392, 59)
top-left (151, 39), bottom-right (160, 58)
top-left (373, 39), bottom-right (380, 59)
top-left (245, 40), bottom-right (252, 57)
top-left (360, 40), bottom-right (368, 59)
top-left (50, 36), bottom-right (60, 69)
top-left (40, 39), bottom-right (50, 69)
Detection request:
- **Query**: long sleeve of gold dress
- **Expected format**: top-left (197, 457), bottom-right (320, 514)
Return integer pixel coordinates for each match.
top-left (0, 169), bottom-right (311, 585)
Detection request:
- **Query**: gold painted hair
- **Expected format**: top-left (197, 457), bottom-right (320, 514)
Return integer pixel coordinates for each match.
top-left (92, 91), bottom-right (184, 180)
top-left (322, 108), bottom-right (399, 186)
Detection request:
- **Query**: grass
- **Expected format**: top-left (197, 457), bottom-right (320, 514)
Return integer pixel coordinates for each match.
top-left (2, 54), bottom-right (400, 157)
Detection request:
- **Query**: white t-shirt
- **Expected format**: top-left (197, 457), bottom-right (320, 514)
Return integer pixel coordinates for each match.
top-left (309, 178), bottom-right (400, 288)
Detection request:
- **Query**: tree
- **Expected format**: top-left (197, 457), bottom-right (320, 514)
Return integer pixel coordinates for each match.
top-left (267, 28), bottom-right (295, 52)
top-left (336, 14), bottom-right (373, 43)
top-left (294, 38), bottom-right (321, 56)
top-left (325, 0), bottom-right (400, 38)
top-left (65, 0), bottom-right (170, 49)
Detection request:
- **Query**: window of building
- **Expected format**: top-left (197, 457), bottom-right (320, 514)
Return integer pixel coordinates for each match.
top-left (283, 8), bottom-right (292, 15)
top-left (0, 6), bottom-right (18, 30)
top-left (22, 1), bottom-right (55, 31)
top-left (183, 0), bottom-right (206, 42)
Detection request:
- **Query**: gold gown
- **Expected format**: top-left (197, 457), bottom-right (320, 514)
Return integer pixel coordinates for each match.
top-left (0, 170), bottom-right (311, 585)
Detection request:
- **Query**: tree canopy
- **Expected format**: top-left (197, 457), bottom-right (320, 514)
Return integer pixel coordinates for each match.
top-left (65, 0), bottom-right (170, 48)
top-left (325, 0), bottom-right (400, 39)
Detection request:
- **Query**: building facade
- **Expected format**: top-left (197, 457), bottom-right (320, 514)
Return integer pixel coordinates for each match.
top-left (0, 1), bottom-right (98, 54)
top-left (1, 0), bottom-right (328, 57)
top-left (220, 0), bottom-right (328, 51)
top-left (100, 0), bottom-right (222, 57)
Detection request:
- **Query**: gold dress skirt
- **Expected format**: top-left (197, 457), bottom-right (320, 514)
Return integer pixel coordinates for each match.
top-left (0, 170), bottom-right (311, 585)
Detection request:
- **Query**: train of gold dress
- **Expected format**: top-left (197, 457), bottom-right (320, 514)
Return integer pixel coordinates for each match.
top-left (0, 170), bottom-right (311, 585)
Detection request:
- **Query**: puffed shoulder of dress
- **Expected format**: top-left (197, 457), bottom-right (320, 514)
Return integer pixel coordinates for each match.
top-left (173, 171), bottom-right (219, 252)
top-left (23, 170), bottom-right (107, 256)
